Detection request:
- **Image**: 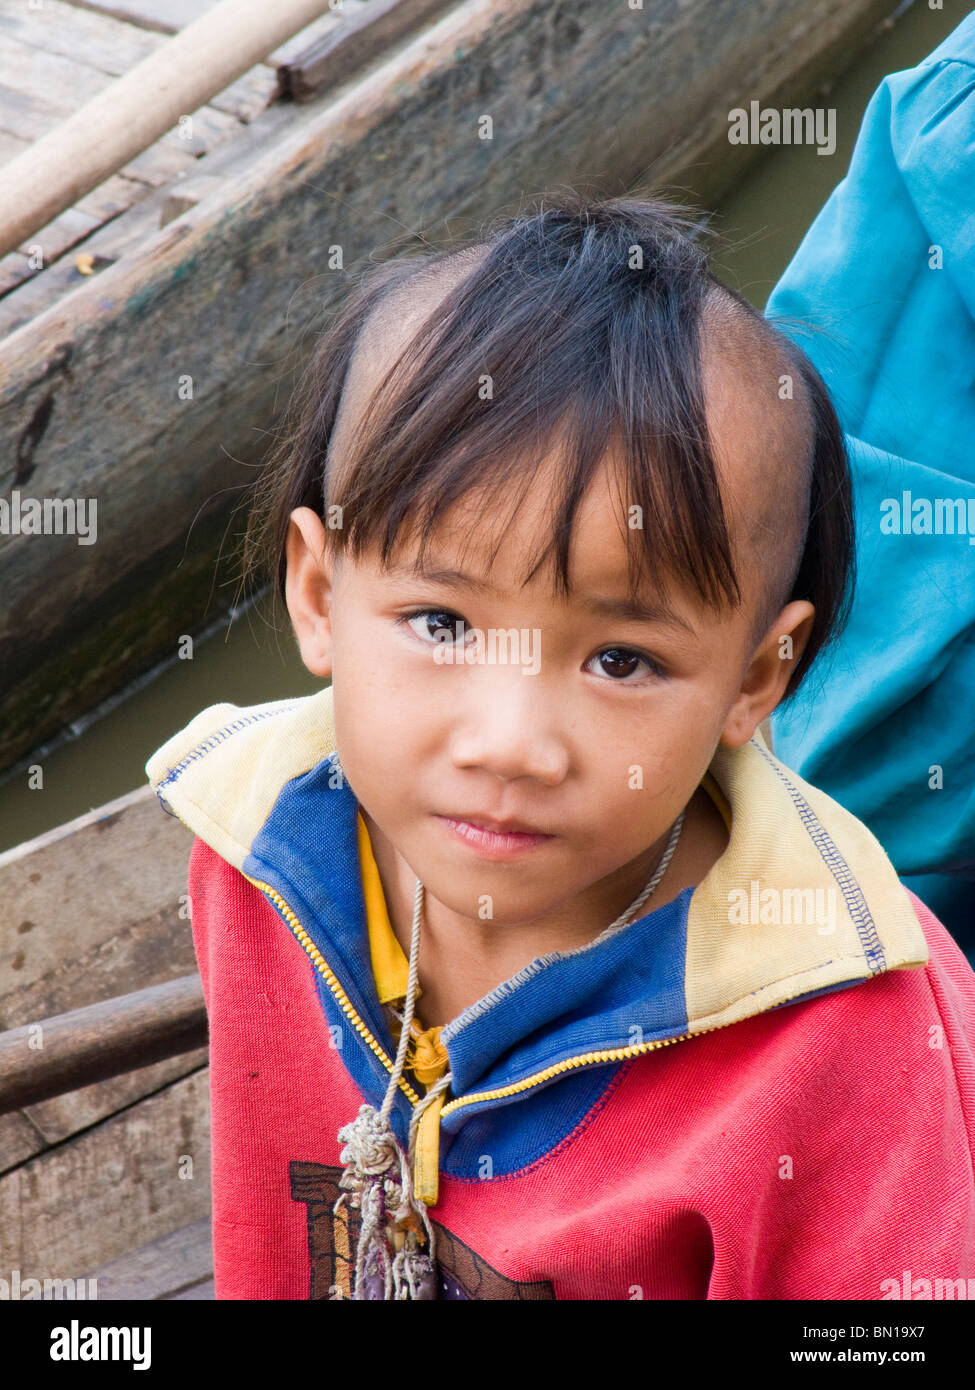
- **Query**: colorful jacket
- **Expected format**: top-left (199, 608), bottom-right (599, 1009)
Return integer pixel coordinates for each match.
top-left (146, 686), bottom-right (975, 1300)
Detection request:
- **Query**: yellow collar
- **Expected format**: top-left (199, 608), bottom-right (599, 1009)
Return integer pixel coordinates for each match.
top-left (357, 811), bottom-right (411, 1004)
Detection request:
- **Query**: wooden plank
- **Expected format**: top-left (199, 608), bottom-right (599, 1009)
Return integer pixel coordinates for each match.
top-left (0, 1066), bottom-right (211, 1272)
top-left (0, 974), bottom-right (206, 1115)
top-left (0, 78), bottom-right (203, 187)
top-left (0, 1110), bottom-right (46, 1175)
top-left (0, 81), bottom-right (67, 142)
top-left (0, 0), bottom-right (329, 258)
top-left (24, 1047), bottom-right (208, 1146)
top-left (70, 0), bottom-right (221, 34)
top-left (159, 174), bottom-right (226, 227)
top-left (0, 35), bottom-right (113, 112)
top-left (16, 208), bottom-right (100, 264)
top-left (0, 785), bottom-right (202, 1149)
top-left (0, 129), bottom-right (29, 165)
top-left (119, 138), bottom-right (201, 187)
top-left (0, 785), bottom-right (195, 1028)
top-left (0, 32), bottom-right (245, 152)
top-left (168, 1276), bottom-right (215, 1299)
top-left (268, 6), bottom-right (354, 69)
top-left (84, 1216), bottom-right (212, 1299)
top-left (207, 64), bottom-right (280, 123)
top-left (74, 172), bottom-right (149, 223)
top-left (0, 0), bottom-right (277, 122)
top-left (0, 0), bottom-right (902, 775)
top-left (0, 252), bottom-right (33, 299)
top-left (0, 96), bottom-right (297, 328)
top-left (0, 0), bottom-right (163, 72)
top-left (278, 0), bottom-right (457, 103)
top-left (0, 186), bottom-right (168, 338)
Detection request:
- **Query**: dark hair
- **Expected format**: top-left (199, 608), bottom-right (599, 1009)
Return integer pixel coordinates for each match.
top-left (238, 190), bottom-right (854, 700)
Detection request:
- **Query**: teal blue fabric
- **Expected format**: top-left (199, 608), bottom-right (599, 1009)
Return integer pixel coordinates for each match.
top-left (765, 13), bottom-right (975, 953)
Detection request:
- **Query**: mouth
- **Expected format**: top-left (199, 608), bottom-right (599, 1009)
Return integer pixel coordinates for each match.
top-left (434, 813), bottom-right (556, 859)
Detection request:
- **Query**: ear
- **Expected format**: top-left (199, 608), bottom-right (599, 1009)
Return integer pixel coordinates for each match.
top-left (718, 600), bottom-right (815, 749)
top-left (285, 507), bottom-right (335, 679)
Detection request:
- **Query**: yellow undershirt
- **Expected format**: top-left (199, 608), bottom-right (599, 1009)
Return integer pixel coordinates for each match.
top-left (356, 812), bottom-right (449, 1092)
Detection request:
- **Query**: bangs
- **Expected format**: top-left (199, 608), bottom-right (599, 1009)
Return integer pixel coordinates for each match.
top-left (241, 191), bottom-right (853, 701)
top-left (325, 214), bottom-right (742, 614)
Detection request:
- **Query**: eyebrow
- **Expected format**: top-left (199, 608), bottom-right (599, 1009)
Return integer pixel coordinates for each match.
top-left (386, 562), bottom-right (696, 634)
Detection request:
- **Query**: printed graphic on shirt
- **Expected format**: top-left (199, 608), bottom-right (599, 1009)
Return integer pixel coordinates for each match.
top-left (290, 1161), bottom-right (556, 1300)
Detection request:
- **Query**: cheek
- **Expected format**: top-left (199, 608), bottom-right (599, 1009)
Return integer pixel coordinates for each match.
top-left (331, 624), bottom-right (441, 784)
top-left (595, 683), bottom-right (729, 797)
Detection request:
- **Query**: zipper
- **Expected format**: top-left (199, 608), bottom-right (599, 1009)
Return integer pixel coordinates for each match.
top-left (243, 874), bottom-right (825, 1122)
top-left (243, 873), bottom-right (422, 1107)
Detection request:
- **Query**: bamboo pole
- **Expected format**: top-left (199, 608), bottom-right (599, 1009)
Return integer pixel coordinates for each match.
top-left (0, 974), bottom-right (206, 1115)
top-left (0, 0), bottom-right (334, 259)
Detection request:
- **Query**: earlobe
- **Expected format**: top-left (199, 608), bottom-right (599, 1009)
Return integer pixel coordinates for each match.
top-left (284, 507), bottom-right (335, 679)
top-left (718, 600), bottom-right (815, 750)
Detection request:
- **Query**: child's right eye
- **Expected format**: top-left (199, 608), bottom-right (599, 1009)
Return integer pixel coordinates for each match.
top-left (399, 608), bottom-right (470, 645)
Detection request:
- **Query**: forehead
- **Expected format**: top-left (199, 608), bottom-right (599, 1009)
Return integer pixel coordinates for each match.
top-left (382, 448), bottom-right (716, 640)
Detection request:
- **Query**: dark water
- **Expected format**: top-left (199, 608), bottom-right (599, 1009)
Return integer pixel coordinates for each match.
top-left (0, 0), bottom-right (965, 855)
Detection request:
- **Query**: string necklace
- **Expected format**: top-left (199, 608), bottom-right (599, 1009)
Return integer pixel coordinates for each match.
top-left (334, 808), bottom-right (686, 1298)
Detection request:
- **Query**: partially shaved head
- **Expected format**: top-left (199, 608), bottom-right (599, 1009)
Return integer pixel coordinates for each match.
top-left (326, 246), bottom-right (491, 499)
top-left (699, 284), bottom-right (815, 649)
top-left (255, 192), bottom-right (853, 703)
top-left (326, 247), bottom-right (816, 659)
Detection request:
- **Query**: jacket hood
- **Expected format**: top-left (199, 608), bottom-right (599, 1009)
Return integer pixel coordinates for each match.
top-left (146, 685), bottom-right (928, 1122)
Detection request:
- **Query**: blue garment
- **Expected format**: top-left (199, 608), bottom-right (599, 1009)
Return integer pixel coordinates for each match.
top-left (766, 12), bottom-right (975, 953)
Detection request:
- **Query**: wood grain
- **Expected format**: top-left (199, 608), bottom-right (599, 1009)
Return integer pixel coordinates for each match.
top-left (0, 1066), bottom-right (211, 1271)
top-left (0, 0), bottom-right (899, 774)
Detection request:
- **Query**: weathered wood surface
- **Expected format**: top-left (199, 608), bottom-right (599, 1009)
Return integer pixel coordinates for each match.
top-left (74, 0), bottom-right (220, 32)
top-left (0, 973), bottom-right (206, 1115)
top-left (279, 0), bottom-right (455, 102)
top-left (0, 784), bottom-right (194, 1027)
top-left (85, 1216), bottom-right (214, 1299)
top-left (0, 783), bottom-right (201, 1176)
top-left (0, 0), bottom-right (899, 777)
top-left (0, 0), bottom-right (330, 259)
top-left (0, 753), bottom-right (213, 1275)
top-left (0, 1065), bottom-right (211, 1273)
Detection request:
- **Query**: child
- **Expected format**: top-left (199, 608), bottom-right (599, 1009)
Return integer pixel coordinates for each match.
top-left (146, 192), bottom-right (975, 1300)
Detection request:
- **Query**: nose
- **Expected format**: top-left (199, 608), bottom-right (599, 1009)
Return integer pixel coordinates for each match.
top-left (448, 668), bottom-right (569, 785)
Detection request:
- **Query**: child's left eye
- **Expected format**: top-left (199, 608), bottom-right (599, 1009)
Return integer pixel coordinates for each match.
top-left (587, 647), bottom-right (666, 682)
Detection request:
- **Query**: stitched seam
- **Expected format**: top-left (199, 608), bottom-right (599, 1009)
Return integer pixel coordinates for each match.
top-left (156, 706), bottom-right (299, 789)
top-left (752, 742), bottom-right (886, 972)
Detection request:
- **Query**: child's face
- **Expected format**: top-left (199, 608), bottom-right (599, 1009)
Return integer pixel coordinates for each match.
top-left (286, 451), bottom-right (814, 928)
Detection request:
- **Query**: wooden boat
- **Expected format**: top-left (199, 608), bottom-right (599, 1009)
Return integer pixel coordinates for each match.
top-left (0, 785), bottom-right (211, 1297)
top-left (0, 0), bottom-right (901, 1293)
top-left (0, 0), bottom-right (901, 780)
